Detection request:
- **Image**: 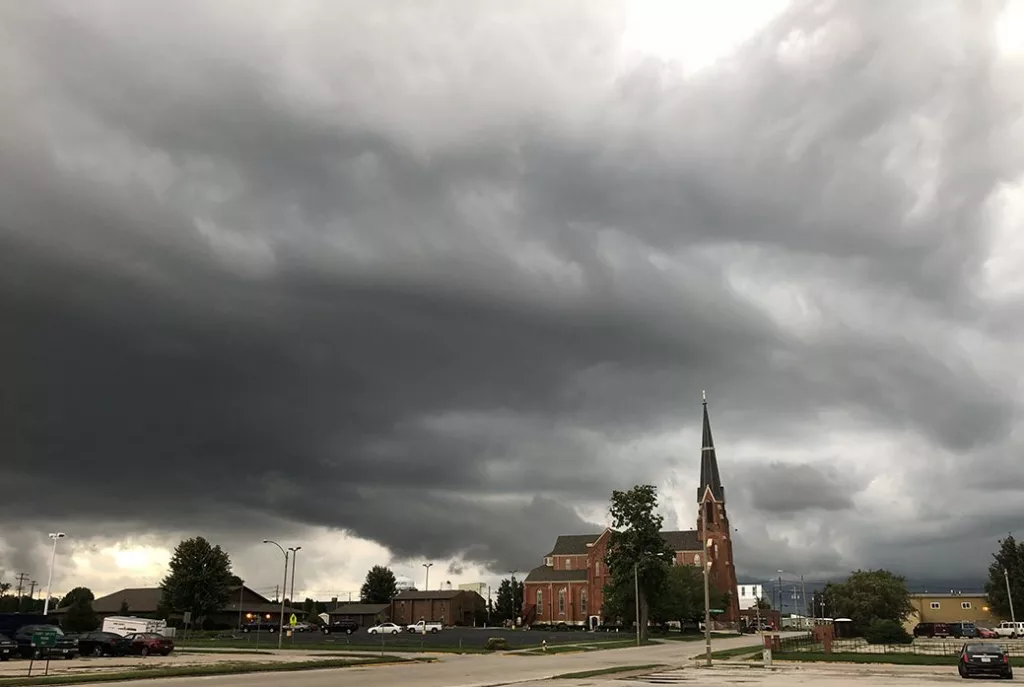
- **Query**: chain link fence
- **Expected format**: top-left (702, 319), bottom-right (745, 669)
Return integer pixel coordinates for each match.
top-left (777, 632), bottom-right (1024, 657)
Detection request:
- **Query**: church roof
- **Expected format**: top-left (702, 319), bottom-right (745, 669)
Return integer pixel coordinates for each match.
top-left (544, 530), bottom-right (701, 558)
top-left (698, 393), bottom-right (725, 502)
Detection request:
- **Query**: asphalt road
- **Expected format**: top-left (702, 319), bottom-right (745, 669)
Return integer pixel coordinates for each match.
top-left (234, 626), bottom-right (638, 649)
top-left (60, 632), bottom-right (770, 687)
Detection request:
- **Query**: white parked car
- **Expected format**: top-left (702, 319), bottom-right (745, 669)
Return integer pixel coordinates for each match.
top-left (368, 623), bottom-right (402, 635)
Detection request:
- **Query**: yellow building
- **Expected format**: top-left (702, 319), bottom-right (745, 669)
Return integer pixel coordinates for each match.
top-left (902, 593), bottom-right (1002, 631)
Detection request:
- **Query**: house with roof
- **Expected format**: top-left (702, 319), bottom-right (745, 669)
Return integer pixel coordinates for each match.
top-left (51, 585), bottom-right (303, 629)
top-left (324, 602), bottom-right (390, 628)
top-left (522, 395), bottom-right (740, 628)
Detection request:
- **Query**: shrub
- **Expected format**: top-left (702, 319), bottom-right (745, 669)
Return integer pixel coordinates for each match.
top-left (484, 637), bottom-right (510, 651)
top-left (864, 619), bottom-right (913, 645)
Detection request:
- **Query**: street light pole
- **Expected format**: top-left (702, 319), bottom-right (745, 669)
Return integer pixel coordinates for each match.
top-left (423, 563), bottom-right (433, 591)
top-left (42, 533), bottom-right (66, 615)
top-left (701, 505), bottom-right (712, 667)
top-left (263, 540), bottom-right (289, 649)
top-left (288, 547), bottom-right (301, 607)
top-left (1005, 568), bottom-right (1017, 624)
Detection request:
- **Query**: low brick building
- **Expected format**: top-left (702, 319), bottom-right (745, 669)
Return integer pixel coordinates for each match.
top-left (389, 590), bottom-right (486, 627)
top-left (50, 585), bottom-right (302, 629)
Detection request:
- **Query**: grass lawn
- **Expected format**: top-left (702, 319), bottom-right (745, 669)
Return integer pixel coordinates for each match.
top-left (517, 639), bottom-right (659, 655)
top-left (0, 656), bottom-right (418, 686)
top-left (550, 663), bottom-right (667, 679)
top-left (776, 652), bottom-right (958, 666)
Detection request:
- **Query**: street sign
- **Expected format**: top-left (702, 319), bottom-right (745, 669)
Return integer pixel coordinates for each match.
top-left (183, 611), bottom-right (192, 624)
top-left (289, 614), bottom-right (297, 627)
top-left (32, 630), bottom-right (57, 648)
top-left (709, 609), bottom-right (724, 615)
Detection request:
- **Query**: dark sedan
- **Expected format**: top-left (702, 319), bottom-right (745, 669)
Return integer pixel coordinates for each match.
top-left (123, 632), bottom-right (173, 657)
top-left (73, 631), bottom-right (132, 657)
top-left (959, 642), bottom-right (1013, 679)
top-left (0, 633), bottom-right (15, 661)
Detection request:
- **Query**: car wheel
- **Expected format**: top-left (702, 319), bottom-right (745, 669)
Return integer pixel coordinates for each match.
top-left (93, 646), bottom-right (104, 657)
top-left (269, 627), bottom-right (276, 633)
top-left (391, 630), bottom-right (398, 635)
top-left (431, 628), bottom-right (439, 634)
top-left (242, 627), bottom-right (250, 634)
top-left (141, 646), bottom-right (150, 657)
top-left (345, 629), bottom-right (353, 635)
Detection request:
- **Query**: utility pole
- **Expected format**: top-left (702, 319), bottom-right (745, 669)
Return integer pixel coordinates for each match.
top-left (29, 580), bottom-right (38, 601)
top-left (800, 576), bottom-right (807, 618)
top-left (274, 585), bottom-right (279, 602)
top-left (15, 573), bottom-right (29, 612)
top-left (1005, 568), bottom-right (1017, 624)
top-left (634, 562), bottom-right (640, 647)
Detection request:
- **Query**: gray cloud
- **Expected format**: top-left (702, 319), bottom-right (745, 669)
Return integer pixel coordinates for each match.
top-left (2, 0), bottom-right (1023, 587)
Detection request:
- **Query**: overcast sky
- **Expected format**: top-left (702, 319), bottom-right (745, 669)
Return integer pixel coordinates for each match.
top-left (2, 0), bottom-right (1024, 601)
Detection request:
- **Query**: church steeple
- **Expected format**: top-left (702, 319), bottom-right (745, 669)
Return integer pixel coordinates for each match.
top-left (698, 390), bottom-right (725, 502)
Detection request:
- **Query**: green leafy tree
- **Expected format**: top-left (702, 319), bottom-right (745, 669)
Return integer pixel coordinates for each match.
top-left (159, 536), bottom-right (235, 625)
top-left (826, 569), bottom-right (912, 636)
top-left (753, 595), bottom-right (771, 610)
top-left (360, 565), bottom-right (398, 604)
top-left (0, 582), bottom-right (10, 596)
top-left (494, 577), bottom-right (523, 622)
top-left (985, 534), bottom-right (1024, 619)
top-left (603, 485), bottom-right (674, 641)
top-left (63, 595), bottom-right (99, 632)
top-left (651, 564), bottom-right (702, 627)
top-left (60, 586), bottom-right (95, 609)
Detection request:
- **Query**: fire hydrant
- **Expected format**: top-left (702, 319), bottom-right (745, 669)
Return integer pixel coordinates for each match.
top-left (542, 640), bottom-right (547, 652)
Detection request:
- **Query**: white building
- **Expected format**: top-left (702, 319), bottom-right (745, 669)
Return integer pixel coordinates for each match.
top-left (737, 583), bottom-right (765, 610)
top-left (458, 582), bottom-right (487, 596)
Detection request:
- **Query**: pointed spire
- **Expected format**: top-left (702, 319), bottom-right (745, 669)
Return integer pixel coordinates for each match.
top-left (698, 391), bottom-right (725, 502)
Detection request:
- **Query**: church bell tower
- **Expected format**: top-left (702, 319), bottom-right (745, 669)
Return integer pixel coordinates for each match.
top-left (696, 392), bottom-right (741, 623)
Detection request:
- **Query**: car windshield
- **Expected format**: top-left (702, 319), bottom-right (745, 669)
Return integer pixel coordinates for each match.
top-left (967, 644), bottom-right (1003, 654)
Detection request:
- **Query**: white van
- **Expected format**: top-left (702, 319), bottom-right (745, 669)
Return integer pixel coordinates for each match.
top-left (994, 621), bottom-right (1024, 638)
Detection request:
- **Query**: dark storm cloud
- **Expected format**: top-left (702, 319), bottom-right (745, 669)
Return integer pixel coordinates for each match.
top-left (2, 0), bottom-right (1022, 582)
top-left (741, 463), bottom-right (860, 514)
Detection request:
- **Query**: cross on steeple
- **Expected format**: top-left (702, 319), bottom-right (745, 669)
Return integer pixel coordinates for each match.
top-left (698, 391), bottom-right (725, 502)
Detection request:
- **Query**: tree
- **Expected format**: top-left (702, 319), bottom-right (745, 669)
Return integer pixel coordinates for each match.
top-left (159, 536), bottom-right (234, 625)
top-left (603, 485), bottom-right (674, 641)
top-left (360, 565), bottom-right (398, 604)
top-left (753, 596), bottom-right (771, 610)
top-left (119, 599), bottom-right (131, 615)
top-left (61, 587), bottom-right (95, 609)
top-left (985, 534), bottom-right (1024, 619)
top-left (494, 577), bottom-right (523, 622)
top-left (826, 569), bottom-right (912, 636)
top-left (0, 582), bottom-right (10, 596)
top-left (651, 564), bottom-right (703, 628)
top-left (63, 595), bottom-right (99, 633)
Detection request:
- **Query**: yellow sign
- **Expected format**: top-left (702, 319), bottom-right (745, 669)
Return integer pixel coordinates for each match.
top-left (289, 614), bottom-right (298, 627)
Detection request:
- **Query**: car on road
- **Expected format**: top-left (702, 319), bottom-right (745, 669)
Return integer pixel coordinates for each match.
top-left (367, 623), bottom-right (402, 635)
top-left (978, 627), bottom-right (1000, 639)
top-left (292, 621), bottom-right (316, 632)
top-left (958, 642), bottom-right (1012, 679)
top-left (13, 624), bottom-right (79, 659)
top-left (123, 632), bottom-right (174, 657)
top-left (0, 633), bottom-right (15, 661)
top-left (71, 631), bottom-right (132, 657)
top-left (406, 620), bottom-right (442, 634)
top-left (241, 620), bottom-right (279, 634)
top-left (321, 618), bottom-right (359, 635)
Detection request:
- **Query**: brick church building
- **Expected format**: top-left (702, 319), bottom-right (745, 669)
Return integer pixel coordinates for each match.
top-left (521, 394), bottom-right (741, 628)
